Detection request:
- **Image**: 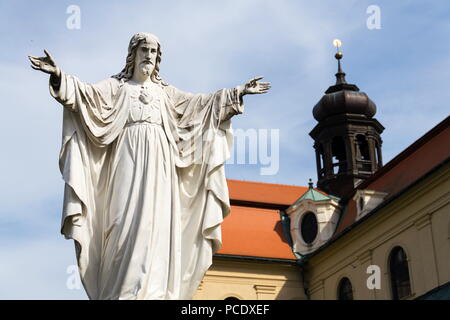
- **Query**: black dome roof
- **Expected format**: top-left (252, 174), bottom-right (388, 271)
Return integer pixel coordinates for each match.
top-left (313, 55), bottom-right (377, 122)
top-left (313, 84), bottom-right (377, 121)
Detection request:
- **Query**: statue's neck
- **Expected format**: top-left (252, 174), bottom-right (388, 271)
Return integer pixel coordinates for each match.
top-left (130, 70), bottom-right (152, 85)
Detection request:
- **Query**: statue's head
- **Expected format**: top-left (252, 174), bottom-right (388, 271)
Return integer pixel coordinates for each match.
top-left (113, 32), bottom-right (165, 85)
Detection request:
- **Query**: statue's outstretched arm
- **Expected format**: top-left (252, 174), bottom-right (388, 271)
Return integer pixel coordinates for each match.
top-left (28, 50), bottom-right (114, 111)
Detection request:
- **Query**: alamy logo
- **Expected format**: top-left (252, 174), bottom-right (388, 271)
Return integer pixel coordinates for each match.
top-left (66, 265), bottom-right (82, 290)
top-left (66, 5), bottom-right (81, 30)
top-left (366, 5), bottom-right (382, 30)
top-left (366, 265), bottom-right (381, 290)
top-left (228, 128), bottom-right (279, 176)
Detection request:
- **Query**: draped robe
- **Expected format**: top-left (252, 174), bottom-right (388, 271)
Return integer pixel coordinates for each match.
top-left (50, 72), bottom-right (243, 299)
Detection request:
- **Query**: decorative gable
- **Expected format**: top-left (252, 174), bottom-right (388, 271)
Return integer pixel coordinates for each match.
top-left (353, 189), bottom-right (388, 221)
top-left (285, 182), bottom-right (341, 255)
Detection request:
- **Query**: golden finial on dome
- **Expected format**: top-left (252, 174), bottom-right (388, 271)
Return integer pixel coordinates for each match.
top-left (333, 39), bottom-right (343, 60)
top-left (332, 39), bottom-right (346, 84)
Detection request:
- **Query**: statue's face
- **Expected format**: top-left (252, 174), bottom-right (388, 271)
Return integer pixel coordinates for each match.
top-left (134, 39), bottom-right (158, 77)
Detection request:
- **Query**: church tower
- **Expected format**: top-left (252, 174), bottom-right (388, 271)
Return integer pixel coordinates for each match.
top-left (310, 41), bottom-right (384, 199)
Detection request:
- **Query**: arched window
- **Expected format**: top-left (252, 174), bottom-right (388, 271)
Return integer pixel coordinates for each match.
top-left (358, 197), bottom-right (365, 212)
top-left (389, 246), bottom-right (412, 300)
top-left (356, 135), bottom-right (370, 161)
top-left (315, 144), bottom-right (325, 178)
top-left (318, 144), bottom-right (325, 176)
top-left (355, 135), bottom-right (372, 172)
top-left (374, 140), bottom-right (380, 168)
top-left (375, 140), bottom-right (383, 167)
top-left (300, 212), bottom-right (318, 245)
top-left (337, 277), bottom-right (353, 300)
top-left (224, 296), bottom-right (240, 301)
top-left (331, 136), bottom-right (347, 174)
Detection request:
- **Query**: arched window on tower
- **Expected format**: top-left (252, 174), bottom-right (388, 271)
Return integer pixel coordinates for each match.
top-left (337, 277), bottom-right (353, 300)
top-left (374, 140), bottom-right (379, 169)
top-left (331, 136), bottom-right (347, 174)
top-left (356, 135), bottom-right (370, 160)
top-left (356, 135), bottom-right (371, 172)
top-left (317, 144), bottom-right (325, 178)
top-left (375, 140), bottom-right (382, 168)
top-left (389, 246), bottom-right (412, 300)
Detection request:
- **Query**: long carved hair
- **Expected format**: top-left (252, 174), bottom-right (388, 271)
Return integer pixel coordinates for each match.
top-left (112, 32), bottom-right (167, 85)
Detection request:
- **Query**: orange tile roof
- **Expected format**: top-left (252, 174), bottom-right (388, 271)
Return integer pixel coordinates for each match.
top-left (216, 180), bottom-right (307, 260)
top-left (227, 179), bottom-right (308, 207)
top-left (218, 205), bottom-right (296, 260)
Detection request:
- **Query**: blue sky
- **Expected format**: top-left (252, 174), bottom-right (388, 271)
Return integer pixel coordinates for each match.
top-left (0, 1), bottom-right (449, 299)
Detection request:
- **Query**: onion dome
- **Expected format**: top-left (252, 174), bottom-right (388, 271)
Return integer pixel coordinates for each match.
top-left (313, 45), bottom-right (376, 122)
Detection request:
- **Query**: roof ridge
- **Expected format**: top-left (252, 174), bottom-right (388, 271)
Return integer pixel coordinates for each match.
top-left (227, 178), bottom-right (307, 189)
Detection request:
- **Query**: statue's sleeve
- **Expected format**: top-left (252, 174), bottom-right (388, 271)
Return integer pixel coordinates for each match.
top-left (164, 85), bottom-right (244, 128)
top-left (49, 72), bottom-right (126, 146)
top-left (49, 71), bottom-right (119, 112)
top-left (48, 73), bottom-right (124, 299)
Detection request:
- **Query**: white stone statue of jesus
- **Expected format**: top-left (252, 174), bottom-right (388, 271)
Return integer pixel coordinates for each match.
top-left (28, 32), bottom-right (270, 300)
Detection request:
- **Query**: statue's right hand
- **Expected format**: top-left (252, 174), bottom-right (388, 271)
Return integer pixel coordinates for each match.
top-left (28, 50), bottom-right (60, 76)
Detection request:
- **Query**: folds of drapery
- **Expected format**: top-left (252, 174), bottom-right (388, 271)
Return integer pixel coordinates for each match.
top-left (162, 85), bottom-right (243, 298)
top-left (49, 73), bottom-right (243, 299)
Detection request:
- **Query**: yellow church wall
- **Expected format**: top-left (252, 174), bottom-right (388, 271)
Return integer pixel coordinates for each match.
top-left (430, 200), bottom-right (450, 286)
top-left (193, 257), bottom-right (306, 300)
top-left (306, 162), bottom-right (450, 300)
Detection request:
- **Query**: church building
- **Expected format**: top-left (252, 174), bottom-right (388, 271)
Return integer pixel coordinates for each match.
top-left (193, 49), bottom-right (450, 300)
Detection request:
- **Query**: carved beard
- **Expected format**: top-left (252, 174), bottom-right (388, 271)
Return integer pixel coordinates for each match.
top-left (141, 63), bottom-right (153, 76)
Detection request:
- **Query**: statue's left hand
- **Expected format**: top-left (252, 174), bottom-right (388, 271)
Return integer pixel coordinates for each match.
top-left (239, 76), bottom-right (271, 96)
top-left (28, 50), bottom-right (60, 77)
